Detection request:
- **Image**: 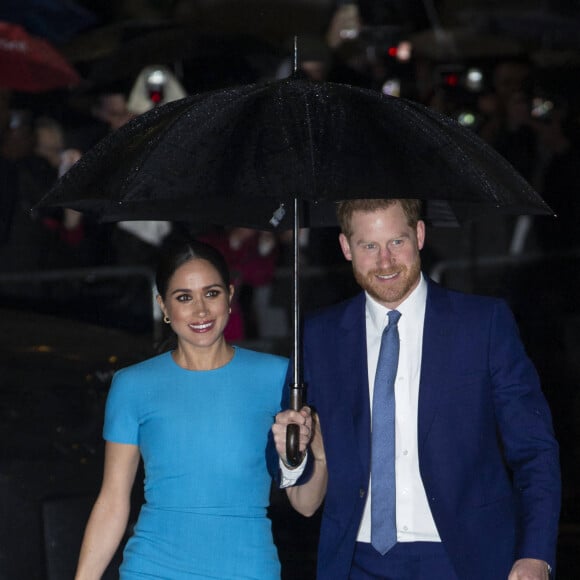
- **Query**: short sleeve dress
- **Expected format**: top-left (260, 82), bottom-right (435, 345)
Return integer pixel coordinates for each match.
top-left (103, 346), bottom-right (289, 579)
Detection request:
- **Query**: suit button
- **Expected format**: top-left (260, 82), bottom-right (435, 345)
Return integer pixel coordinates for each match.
top-left (359, 489), bottom-right (366, 498)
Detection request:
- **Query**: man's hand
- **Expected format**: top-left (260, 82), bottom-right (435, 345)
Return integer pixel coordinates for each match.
top-left (508, 558), bottom-right (550, 580)
top-left (272, 406), bottom-right (313, 468)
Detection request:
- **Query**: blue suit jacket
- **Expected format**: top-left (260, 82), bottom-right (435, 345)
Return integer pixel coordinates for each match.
top-left (296, 278), bottom-right (560, 580)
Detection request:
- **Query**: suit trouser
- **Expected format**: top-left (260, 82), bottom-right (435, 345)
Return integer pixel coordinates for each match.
top-left (350, 541), bottom-right (459, 580)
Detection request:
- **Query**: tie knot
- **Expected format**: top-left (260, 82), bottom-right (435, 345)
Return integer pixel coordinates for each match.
top-left (387, 309), bottom-right (401, 326)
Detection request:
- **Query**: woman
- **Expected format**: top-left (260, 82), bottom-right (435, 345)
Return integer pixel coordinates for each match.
top-left (75, 239), bottom-right (305, 579)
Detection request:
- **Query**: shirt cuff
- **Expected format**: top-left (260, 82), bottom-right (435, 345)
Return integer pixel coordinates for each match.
top-left (279, 452), bottom-right (308, 488)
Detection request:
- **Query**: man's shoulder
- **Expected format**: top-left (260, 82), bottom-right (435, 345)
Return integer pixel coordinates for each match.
top-left (305, 292), bottom-right (364, 326)
top-left (427, 278), bottom-right (507, 311)
top-left (426, 279), bottom-right (520, 334)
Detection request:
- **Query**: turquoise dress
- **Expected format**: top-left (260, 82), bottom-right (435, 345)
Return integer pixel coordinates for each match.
top-left (103, 347), bottom-right (289, 579)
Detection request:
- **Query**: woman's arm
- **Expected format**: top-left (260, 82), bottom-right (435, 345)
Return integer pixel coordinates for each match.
top-left (75, 441), bottom-right (140, 580)
top-left (285, 412), bottom-right (327, 516)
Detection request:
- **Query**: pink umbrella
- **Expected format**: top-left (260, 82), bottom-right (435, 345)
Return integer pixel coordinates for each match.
top-left (0, 21), bottom-right (81, 92)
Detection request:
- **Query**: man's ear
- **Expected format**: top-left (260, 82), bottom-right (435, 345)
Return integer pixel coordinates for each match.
top-left (416, 220), bottom-right (426, 251)
top-left (338, 233), bottom-right (353, 261)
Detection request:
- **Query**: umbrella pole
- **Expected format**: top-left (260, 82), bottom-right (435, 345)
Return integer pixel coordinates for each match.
top-left (285, 37), bottom-right (305, 466)
top-left (292, 196), bottom-right (301, 393)
top-left (286, 197), bottom-right (305, 466)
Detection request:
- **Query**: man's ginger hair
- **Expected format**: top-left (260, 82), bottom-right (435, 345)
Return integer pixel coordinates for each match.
top-left (336, 199), bottom-right (423, 238)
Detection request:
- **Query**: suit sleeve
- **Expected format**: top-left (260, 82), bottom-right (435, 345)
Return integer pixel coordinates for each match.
top-left (489, 300), bottom-right (561, 569)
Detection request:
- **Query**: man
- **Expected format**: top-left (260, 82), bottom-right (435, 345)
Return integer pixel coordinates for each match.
top-left (272, 198), bottom-right (560, 580)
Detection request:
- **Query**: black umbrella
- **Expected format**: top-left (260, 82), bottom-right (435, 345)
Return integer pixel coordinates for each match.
top-left (37, 77), bottom-right (553, 464)
top-left (85, 26), bottom-right (284, 94)
top-left (0, 0), bottom-right (97, 46)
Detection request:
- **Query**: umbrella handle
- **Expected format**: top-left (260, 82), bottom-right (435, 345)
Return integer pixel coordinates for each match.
top-left (285, 384), bottom-right (304, 467)
top-left (286, 424), bottom-right (302, 467)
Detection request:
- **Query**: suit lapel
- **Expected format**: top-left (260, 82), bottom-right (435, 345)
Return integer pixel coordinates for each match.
top-left (337, 293), bottom-right (372, 477)
top-left (418, 280), bottom-right (459, 446)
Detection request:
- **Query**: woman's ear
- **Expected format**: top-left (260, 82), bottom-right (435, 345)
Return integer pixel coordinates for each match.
top-left (156, 294), bottom-right (167, 318)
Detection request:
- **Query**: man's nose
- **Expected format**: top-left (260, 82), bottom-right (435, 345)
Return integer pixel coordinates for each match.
top-left (377, 246), bottom-right (394, 265)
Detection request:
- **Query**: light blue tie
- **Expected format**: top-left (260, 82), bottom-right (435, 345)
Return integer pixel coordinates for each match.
top-left (371, 309), bottom-right (401, 555)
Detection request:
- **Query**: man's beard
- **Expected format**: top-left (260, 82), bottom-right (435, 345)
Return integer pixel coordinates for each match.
top-left (353, 259), bottom-right (422, 306)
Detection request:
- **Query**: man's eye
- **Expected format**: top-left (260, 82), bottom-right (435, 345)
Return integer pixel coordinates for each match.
top-left (364, 243), bottom-right (377, 250)
top-left (391, 239), bottom-right (404, 247)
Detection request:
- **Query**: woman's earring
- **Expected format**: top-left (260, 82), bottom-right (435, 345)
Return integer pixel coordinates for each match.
top-left (228, 307), bottom-right (232, 314)
top-left (163, 315), bottom-right (171, 324)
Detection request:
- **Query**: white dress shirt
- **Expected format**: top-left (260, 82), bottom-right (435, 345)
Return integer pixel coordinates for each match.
top-left (358, 274), bottom-right (440, 543)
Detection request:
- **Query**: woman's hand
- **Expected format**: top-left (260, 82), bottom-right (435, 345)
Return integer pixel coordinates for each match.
top-left (272, 406), bottom-right (313, 467)
top-left (273, 408), bottom-right (328, 516)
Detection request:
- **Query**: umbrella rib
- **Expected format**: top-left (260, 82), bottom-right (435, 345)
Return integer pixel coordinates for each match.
top-left (401, 99), bottom-right (511, 202)
top-left (302, 94), bottom-right (318, 197)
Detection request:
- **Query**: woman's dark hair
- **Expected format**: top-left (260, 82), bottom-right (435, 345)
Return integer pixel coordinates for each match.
top-left (155, 238), bottom-right (231, 299)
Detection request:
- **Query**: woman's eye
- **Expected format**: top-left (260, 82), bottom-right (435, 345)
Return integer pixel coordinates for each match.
top-left (176, 294), bottom-right (191, 302)
top-left (206, 289), bottom-right (220, 298)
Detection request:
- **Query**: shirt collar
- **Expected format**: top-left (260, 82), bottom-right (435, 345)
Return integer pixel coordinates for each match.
top-left (365, 273), bottom-right (427, 332)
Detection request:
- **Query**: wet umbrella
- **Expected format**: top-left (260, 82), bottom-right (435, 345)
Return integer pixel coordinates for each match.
top-left (0, 0), bottom-right (97, 46)
top-left (37, 76), bottom-right (553, 463)
top-left (85, 26), bottom-right (284, 95)
top-left (457, 7), bottom-right (580, 51)
top-left (409, 26), bottom-right (525, 61)
top-left (190, 0), bottom-right (332, 47)
top-left (0, 21), bottom-right (81, 92)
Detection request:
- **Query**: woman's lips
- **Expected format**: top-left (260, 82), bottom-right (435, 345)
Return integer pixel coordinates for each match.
top-left (188, 320), bottom-right (215, 333)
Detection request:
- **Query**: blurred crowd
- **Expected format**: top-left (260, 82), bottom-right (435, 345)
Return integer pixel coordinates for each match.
top-left (2, 1), bottom-right (580, 343)
top-left (0, 0), bottom-right (580, 518)
top-left (1, 6), bottom-right (580, 579)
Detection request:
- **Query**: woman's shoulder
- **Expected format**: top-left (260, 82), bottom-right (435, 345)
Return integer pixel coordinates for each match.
top-left (234, 346), bottom-right (289, 369)
top-left (113, 351), bottom-right (173, 381)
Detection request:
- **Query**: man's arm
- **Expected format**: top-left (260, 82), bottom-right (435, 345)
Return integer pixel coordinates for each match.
top-left (490, 300), bottom-right (561, 571)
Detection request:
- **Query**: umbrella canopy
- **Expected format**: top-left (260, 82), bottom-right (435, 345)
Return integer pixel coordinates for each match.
top-left (0, 0), bottom-right (97, 45)
top-left (37, 76), bottom-right (553, 465)
top-left (190, 0), bottom-right (332, 48)
top-left (39, 77), bottom-right (553, 228)
top-left (458, 7), bottom-right (580, 51)
top-left (409, 26), bottom-right (525, 61)
top-left (85, 27), bottom-right (283, 95)
top-left (0, 21), bottom-right (81, 92)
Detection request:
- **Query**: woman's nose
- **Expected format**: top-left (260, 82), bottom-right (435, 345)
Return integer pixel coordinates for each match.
top-left (193, 298), bottom-right (208, 315)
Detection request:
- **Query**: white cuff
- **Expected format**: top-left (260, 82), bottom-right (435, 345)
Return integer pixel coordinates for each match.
top-left (279, 452), bottom-right (308, 488)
